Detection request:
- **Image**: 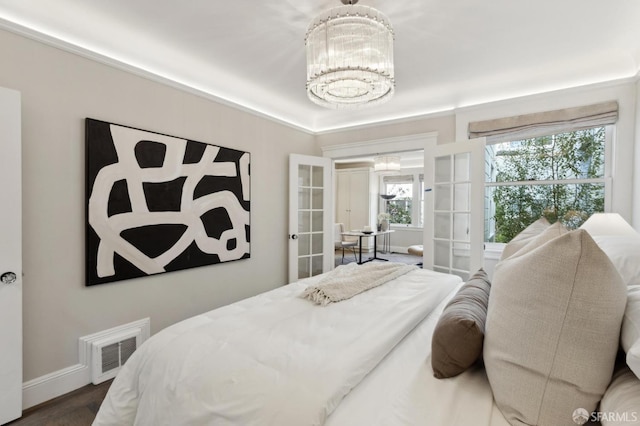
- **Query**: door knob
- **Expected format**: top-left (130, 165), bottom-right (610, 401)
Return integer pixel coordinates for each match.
top-left (290, 234), bottom-right (298, 240)
top-left (1, 272), bottom-right (17, 284)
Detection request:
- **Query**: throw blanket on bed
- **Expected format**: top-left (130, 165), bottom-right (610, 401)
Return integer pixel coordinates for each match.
top-left (301, 262), bottom-right (417, 305)
top-left (93, 269), bottom-right (460, 426)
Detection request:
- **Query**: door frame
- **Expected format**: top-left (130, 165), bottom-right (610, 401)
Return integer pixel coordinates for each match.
top-left (321, 132), bottom-right (438, 261)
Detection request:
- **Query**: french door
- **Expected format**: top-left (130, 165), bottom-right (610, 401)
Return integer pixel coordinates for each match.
top-left (288, 154), bottom-right (333, 283)
top-left (0, 87), bottom-right (22, 424)
top-left (424, 139), bottom-right (485, 280)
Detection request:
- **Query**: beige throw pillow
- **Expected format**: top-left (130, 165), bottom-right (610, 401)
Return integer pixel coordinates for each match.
top-left (431, 268), bottom-right (491, 379)
top-left (484, 230), bottom-right (627, 426)
top-left (504, 221), bottom-right (568, 260)
top-left (499, 217), bottom-right (550, 260)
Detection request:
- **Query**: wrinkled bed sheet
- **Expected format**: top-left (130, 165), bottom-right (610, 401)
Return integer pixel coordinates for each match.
top-left (94, 268), bottom-right (463, 426)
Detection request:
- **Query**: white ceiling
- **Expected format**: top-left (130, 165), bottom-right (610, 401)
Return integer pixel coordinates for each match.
top-left (1, 0), bottom-right (639, 134)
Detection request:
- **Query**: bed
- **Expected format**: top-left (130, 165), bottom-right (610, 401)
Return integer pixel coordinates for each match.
top-left (93, 217), bottom-right (640, 426)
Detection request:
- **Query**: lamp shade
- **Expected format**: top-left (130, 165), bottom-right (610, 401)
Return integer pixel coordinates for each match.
top-left (579, 213), bottom-right (639, 237)
top-left (373, 155), bottom-right (401, 172)
top-left (305, 3), bottom-right (394, 109)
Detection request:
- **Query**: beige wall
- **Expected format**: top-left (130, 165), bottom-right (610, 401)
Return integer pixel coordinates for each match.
top-left (316, 113), bottom-right (456, 147)
top-left (0, 29), bottom-right (318, 381)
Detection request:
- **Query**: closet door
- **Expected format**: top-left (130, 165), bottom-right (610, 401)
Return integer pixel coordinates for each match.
top-left (347, 170), bottom-right (370, 231)
top-left (335, 171), bottom-right (351, 228)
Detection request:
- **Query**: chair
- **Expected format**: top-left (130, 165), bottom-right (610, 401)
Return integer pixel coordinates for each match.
top-left (334, 223), bottom-right (358, 263)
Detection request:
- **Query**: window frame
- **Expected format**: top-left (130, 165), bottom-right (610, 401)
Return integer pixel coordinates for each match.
top-left (483, 125), bottom-right (613, 244)
top-left (380, 169), bottom-right (424, 228)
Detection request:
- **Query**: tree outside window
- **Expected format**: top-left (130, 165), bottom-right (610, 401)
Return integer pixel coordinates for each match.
top-left (385, 183), bottom-right (412, 224)
top-left (382, 173), bottom-right (423, 227)
top-left (486, 127), bottom-right (606, 243)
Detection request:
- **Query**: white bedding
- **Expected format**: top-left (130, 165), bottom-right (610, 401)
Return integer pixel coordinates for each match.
top-left (94, 267), bottom-right (462, 426)
top-left (326, 277), bottom-right (510, 426)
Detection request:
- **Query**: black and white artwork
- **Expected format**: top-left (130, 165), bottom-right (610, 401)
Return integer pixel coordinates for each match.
top-left (85, 119), bottom-right (250, 286)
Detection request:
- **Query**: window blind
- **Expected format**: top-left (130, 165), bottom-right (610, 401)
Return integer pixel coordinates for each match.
top-left (383, 175), bottom-right (414, 184)
top-left (468, 101), bottom-right (618, 143)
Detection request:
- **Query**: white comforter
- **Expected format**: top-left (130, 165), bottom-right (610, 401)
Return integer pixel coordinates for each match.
top-left (93, 267), bottom-right (462, 426)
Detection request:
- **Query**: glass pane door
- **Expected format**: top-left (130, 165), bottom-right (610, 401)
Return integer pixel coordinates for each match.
top-left (433, 153), bottom-right (472, 279)
top-left (289, 154), bottom-right (333, 282)
top-left (424, 139), bottom-right (485, 281)
top-left (297, 164), bottom-right (325, 279)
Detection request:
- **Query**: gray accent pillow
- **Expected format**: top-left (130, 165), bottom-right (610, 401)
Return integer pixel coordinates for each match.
top-left (500, 217), bottom-right (550, 260)
top-left (431, 268), bottom-right (491, 379)
top-left (484, 230), bottom-right (627, 426)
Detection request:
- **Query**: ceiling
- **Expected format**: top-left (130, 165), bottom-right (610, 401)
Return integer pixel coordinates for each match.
top-left (1, 1), bottom-right (639, 134)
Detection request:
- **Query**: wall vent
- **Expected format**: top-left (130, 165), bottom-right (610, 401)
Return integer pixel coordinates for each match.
top-left (79, 318), bottom-right (150, 385)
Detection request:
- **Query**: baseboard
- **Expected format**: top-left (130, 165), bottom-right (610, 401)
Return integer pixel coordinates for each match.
top-left (387, 245), bottom-right (408, 254)
top-left (22, 363), bottom-right (91, 410)
top-left (21, 318), bottom-right (150, 410)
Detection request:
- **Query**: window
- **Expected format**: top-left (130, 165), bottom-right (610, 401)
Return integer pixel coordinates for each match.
top-left (382, 173), bottom-right (424, 227)
top-left (485, 126), bottom-right (609, 243)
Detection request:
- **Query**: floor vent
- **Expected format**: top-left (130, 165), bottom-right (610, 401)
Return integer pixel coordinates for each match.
top-left (80, 318), bottom-right (150, 385)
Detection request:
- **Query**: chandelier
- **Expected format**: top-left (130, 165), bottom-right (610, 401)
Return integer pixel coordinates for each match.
top-left (305, 0), bottom-right (394, 109)
top-left (373, 155), bottom-right (401, 172)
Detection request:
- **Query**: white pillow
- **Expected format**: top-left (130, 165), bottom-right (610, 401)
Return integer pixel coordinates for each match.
top-left (592, 235), bottom-right (640, 286)
top-left (600, 365), bottom-right (640, 425)
top-left (622, 285), bottom-right (640, 379)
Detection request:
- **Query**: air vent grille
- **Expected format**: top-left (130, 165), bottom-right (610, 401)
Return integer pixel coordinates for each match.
top-left (91, 331), bottom-right (142, 384)
top-left (101, 342), bottom-right (120, 374)
top-left (79, 318), bottom-right (150, 385)
top-left (120, 336), bottom-right (136, 365)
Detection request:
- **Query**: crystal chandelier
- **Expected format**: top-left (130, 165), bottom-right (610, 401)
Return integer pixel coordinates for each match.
top-left (305, 0), bottom-right (394, 109)
top-left (373, 155), bottom-right (401, 172)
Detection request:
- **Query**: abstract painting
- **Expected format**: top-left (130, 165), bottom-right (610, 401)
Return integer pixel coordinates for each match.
top-left (85, 119), bottom-right (250, 286)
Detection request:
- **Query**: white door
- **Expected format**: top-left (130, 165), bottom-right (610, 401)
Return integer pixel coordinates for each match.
top-left (335, 171), bottom-right (351, 228)
top-left (288, 154), bottom-right (333, 283)
top-left (424, 139), bottom-right (485, 280)
top-left (346, 170), bottom-right (370, 231)
top-left (0, 87), bottom-right (22, 424)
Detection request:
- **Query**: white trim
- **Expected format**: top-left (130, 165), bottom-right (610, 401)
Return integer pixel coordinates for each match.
top-left (22, 364), bottom-right (90, 410)
top-left (485, 178), bottom-right (606, 187)
top-left (21, 318), bottom-right (150, 410)
top-left (321, 132), bottom-right (438, 159)
top-left (484, 242), bottom-right (505, 260)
